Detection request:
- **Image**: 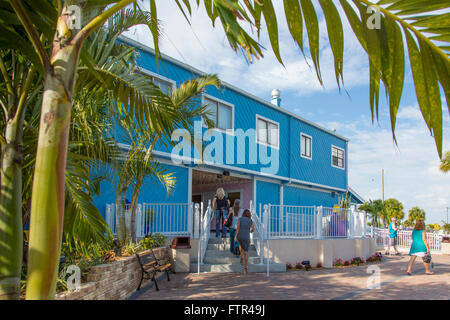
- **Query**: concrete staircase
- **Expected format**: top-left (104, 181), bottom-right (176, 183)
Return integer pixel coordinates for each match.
top-left (190, 236), bottom-right (286, 273)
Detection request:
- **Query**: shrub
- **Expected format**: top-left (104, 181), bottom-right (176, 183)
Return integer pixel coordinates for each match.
top-left (286, 262), bottom-right (293, 270)
top-left (316, 262), bottom-right (322, 268)
top-left (334, 258), bottom-right (343, 266)
top-left (343, 260), bottom-right (350, 266)
top-left (295, 262), bottom-right (304, 269)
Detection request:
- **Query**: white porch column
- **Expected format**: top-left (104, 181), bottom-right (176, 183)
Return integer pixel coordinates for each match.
top-left (315, 206), bottom-right (323, 239)
top-left (193, 203), bottom-right (200, 239)
top-left (349, 206), bottom-right (355, 239)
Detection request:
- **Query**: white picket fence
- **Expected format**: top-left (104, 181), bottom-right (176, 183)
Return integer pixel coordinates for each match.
top-left (372, 227), bottom-right (444, 253)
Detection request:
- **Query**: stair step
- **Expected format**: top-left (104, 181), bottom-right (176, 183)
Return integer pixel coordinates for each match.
top-left (190, 263), bottom-right (286, 273)
top-left (205, 250), bottom-right (258, 259)
top-left (207, 243), bottom-right (256, 251)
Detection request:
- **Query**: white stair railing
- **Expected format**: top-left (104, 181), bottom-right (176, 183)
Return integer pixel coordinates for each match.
top-left (197, 200), bottom-right (212, 274)
top-left (249, 200), bottom-right (264, 265)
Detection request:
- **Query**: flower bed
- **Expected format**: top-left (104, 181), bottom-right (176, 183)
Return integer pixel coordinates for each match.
top-left (285, 261), bottom-right (324, 271)
top-left (333, 253), bottom-right (382, 268)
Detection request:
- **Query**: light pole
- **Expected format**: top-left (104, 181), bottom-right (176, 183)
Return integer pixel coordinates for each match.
top-left (446, 207), bottom-right (449, 225)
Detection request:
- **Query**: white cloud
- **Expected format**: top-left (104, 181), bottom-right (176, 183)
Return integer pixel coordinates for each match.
top-left (322, 106), bottom-right (450, 225)
top-left (124, 1), bottom-right (369, 97)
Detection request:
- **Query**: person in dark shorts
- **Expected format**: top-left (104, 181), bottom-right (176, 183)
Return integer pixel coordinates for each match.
top-left (211, 188), bottom-right (230, 238)
top-left (386, 217), bottom-right (400, 255)
top-left (234, 209), bottom-right (254, 275)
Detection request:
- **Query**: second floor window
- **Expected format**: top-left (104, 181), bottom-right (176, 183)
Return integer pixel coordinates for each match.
top-left (152, 77), bottom-right (174, 94)
top-left (257, 116), bottom-right (279, 148)
top-left (134, 67), bottom-right (175, 94)
top-left (331, 146), bottom-right (345, 169)
top-left (204, 97), bottom-right (233, 130)
top-left (301, 133), bottom-right (312, 159)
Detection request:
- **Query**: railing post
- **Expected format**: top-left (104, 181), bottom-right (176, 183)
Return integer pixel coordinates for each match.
top-left (349, 207), bottom-right (355, 239)
top-left (259, 203), bottom-right (263, 265)
top-left (193, 203), bottom-right (199, 239)
top-left (188, 202), bottom-right (193, 238)
top-left (316, 206), bottom-right (323, 239)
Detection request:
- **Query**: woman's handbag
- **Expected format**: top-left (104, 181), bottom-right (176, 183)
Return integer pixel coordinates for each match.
top-left (224, 212), bottom-right (232, 228)
top-left (422, 253), bottom-right (432, 264)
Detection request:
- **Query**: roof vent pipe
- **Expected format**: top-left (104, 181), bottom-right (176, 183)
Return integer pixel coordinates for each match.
top-left (271, 89), bottom-right (281, 107)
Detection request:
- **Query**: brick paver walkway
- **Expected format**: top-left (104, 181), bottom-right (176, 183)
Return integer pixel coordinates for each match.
top-left (131, 255), bottom-right (450, 300)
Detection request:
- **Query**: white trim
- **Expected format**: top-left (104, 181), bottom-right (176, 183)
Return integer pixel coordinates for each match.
top-left (348, 186), bottom-right (365, 203)
top-left (255, 114), bottom-right (280, 150)
top-left (284, 182), bottom-right (334, 194)
top-left (188, 167), bottom-right (193, 204)
top-left (331, 145), bottom-right (345, 170)
top-left (201, 94), bottom-right (235, 135)
top-left (300, 132), bottom-right (312, 160)
top-left (120, 35), bottom-right (350, 142)
top-left (280, 184), bottom-right (284, 207)
top-left (253, 176), bottom-right (257, 205)
top-left (134, 66), bottom-right (177, 88)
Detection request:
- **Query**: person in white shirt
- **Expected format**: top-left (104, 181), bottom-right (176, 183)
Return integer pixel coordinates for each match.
top-left (226, 199), bottom-right (243, 256)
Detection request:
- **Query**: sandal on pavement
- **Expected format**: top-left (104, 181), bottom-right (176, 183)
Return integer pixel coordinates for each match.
top-left (425, 272), bottom-right (434, 275)
top-left (243, 267), bottom-right (248, 275)
top-left (406, 271), bottom-right (412, 276)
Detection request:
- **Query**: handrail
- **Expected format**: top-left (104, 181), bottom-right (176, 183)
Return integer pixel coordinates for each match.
top-left (249, 200), bottom-right (264, 265)
top-left (197, 200), bottom-right (212, 274)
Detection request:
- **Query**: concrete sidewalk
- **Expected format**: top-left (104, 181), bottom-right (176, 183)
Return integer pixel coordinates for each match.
top-left (131, 255), bottom-right (450, 300)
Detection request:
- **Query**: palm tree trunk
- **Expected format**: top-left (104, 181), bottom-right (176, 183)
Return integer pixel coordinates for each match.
top-left (129, 179), bottom-right (143, 243)
top-left (0, 119), bottom-right (24, 300)
top-left (25, 43), bottom-right (80, 300)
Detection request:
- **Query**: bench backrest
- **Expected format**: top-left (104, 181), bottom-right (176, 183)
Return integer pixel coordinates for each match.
top-left (136, 251), bottom-right (157, 270)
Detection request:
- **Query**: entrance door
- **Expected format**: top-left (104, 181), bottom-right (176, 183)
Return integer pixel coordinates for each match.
top-left (192, 194), bottom-right (202, 206)
top-left (228, 191), bottom-right (241, 208)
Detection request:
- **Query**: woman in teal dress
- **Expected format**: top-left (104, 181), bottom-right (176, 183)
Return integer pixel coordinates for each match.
top-left (407, 220), bottom-right (433, 275)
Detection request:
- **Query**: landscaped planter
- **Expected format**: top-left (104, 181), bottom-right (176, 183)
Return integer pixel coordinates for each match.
top-left (55, 247), bottom-right (171, 300)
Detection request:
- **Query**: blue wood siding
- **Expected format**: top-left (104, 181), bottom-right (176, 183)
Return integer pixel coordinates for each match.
top-left (94, 163), bottom-right (188, 219)
top-left (130, 44), bottom-right (348, 192)
top-left (283, 186), bottom-right (339, 207)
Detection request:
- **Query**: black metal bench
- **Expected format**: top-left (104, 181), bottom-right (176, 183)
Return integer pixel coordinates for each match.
top-left (135, 249), bottom-right (172, 291)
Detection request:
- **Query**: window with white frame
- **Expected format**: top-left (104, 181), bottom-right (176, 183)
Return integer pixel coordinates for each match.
top-left (152, 77), bottom-right (174, 94)
top-left (331, 145), bottom-right (345, 169)
top-left (300, 133), bottom-right (312, 159)
top-left (256, 116), bottom-right (279, 148)
top-left (203, 96), bottom-right (233, 131)
top-left (135, 67), bottom-right (175, 94)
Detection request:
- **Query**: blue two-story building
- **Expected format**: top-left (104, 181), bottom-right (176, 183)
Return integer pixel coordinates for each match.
top-left (94, 36), bottom-right (364, 235)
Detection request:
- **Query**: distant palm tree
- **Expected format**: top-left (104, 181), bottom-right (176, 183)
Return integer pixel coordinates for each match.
top-left (440, 151), bottom-right (450, 173)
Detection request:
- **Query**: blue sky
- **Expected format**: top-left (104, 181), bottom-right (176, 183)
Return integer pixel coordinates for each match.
top-left (125, 1), bottom-right (450, 225)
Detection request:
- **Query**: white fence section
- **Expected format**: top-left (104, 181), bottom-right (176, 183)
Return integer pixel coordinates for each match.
top-left (373, 227), bottom-right (443, 253)
top-left (105, 202), bottom-right (193, 238)
top-left (264, 204), bottom-right (367, 240)
top-left (267, 205), bottom-right (317, 238)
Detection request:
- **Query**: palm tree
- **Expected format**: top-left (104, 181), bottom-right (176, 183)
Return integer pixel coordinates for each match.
top-left (440, 151), bottom-right (450, 173)
top-left (0, 0), bottom-right (448, 300)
